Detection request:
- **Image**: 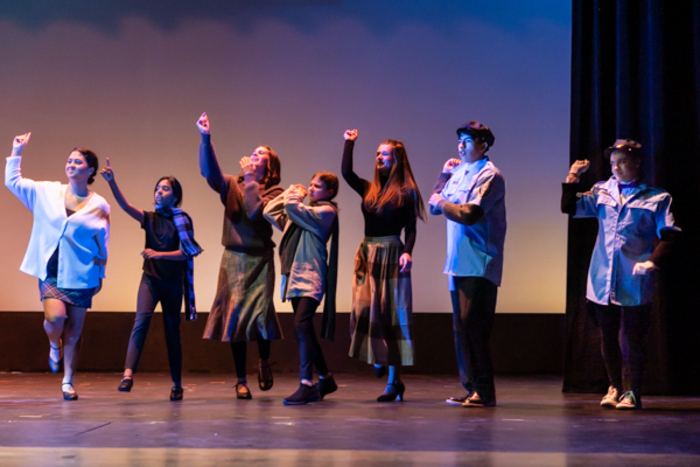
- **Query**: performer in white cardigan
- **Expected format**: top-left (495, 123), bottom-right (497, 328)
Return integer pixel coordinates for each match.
top-left (5, 133), bottom-right (110, 401)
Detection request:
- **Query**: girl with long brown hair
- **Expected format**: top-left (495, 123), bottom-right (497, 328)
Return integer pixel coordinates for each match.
top-left (341, 128), bottom-right (425, 402)
top-left (196, 112), bottom-right (284, 400)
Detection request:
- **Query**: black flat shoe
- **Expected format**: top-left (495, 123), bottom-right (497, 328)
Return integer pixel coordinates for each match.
top-left (62, 383), bottom-right (78, 401)
top-left (258, 362), bottom-right (274, 391)
top-left (377, 381), bottom-right (405, 402)
top-left (373, 364), bottom-right (386, 379)
top-left (118, 377), bottom-right (133, 392)
top-left (235, 382), bottom-right (252, 400)
top-left (317, 375), bottom-right (338, 399)
top-left (170, 386), bottom-right (183, 401)
top-left (283, 384), bottom-right (320, 406)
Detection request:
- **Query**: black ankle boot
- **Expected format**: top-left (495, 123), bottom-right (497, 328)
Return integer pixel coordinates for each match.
top-left (377, 381), bottom-right (405, 402)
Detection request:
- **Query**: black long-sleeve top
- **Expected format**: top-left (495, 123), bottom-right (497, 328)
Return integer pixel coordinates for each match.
top-left (341, 139), bottom-right (417, 255)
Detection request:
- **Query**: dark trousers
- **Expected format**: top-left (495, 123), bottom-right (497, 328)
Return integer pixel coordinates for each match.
top-left (291, 297), bottom-right (329, 381)
top-left (592, 302), bottom-right (651, 397)
top-left (450, 276), bottom-right (498, 401)
top-left (230, 337), bottom-right (272, 379)
top-left (124, 274), bottom-right (183, 383)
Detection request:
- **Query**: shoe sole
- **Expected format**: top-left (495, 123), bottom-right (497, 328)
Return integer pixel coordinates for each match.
top-left (446, 399), bottom-right (467, 406)
top-left (318, 387), bottom-right (338, 399)
top-left (462, 401), bottom-right (496, 407)
top-left (283, 398), bottom-right (319, 406)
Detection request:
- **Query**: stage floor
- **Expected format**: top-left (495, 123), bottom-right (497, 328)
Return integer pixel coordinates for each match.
top-left (1, 372), bottom-right (699, 466)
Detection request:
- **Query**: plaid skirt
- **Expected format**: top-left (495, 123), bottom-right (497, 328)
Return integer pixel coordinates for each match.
top-left (348, 236), bottom-right (414, 366)
top-left (39, 248), bottom-right (99, 308)
top-left (203, 249), bottom-right (282, 342)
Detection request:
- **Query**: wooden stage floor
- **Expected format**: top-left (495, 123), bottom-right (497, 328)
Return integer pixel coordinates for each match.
top-left (1, 372), bottom-right (699, 466)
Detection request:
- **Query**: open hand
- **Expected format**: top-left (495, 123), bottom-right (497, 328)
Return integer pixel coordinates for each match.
top-left (344, 129), bottom-right (358, 141)
top-left (239, 156), bottom-right (254, 176)
top-left (100, 157), bottom-right (114, 182)
top-left (196, 112), bottom-right (210, 135)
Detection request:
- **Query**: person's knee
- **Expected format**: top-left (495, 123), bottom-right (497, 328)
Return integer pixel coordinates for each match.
top-left (63, 333), bottom-right (82, 346)
top-left (44, 313), bottom-right (66, 324)
top-left (44, 301), bottom-right (67, 323)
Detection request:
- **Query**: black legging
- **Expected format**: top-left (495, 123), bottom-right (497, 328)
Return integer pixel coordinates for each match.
top-left (124, 274), bottom-right (182, 383)
top-left (230, 336), bottom-right (271, 379)
top-left (593, 303), bottom-right (651, 396)
top-left (291, 296), bottom-right (329, 381)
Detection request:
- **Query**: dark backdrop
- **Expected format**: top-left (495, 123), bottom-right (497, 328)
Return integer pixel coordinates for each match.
top-left (565, 0), bottom-right (700, 394)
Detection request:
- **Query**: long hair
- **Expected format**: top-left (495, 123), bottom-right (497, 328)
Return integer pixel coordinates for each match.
top-left (237, 146), bottom-right (281, 189)
top-left (363, 139), bottom-right (425, 221)
top-left (72, 147), bottom-right (98, 185)
top-left (154, 176), bottom-right (183, 207)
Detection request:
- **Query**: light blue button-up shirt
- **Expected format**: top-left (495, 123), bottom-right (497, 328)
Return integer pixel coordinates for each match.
top-left (573, 176), bottom-right (679, 306)
top-left (438, 157), bottom-right (507, 289)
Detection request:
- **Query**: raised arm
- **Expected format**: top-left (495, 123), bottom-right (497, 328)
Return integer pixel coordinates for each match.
top-left (561, 159), bottom-right (590, 214)
top-left (341, 129), bottom-right (367, 196)
top-left (100, 158), bottom-right (144, 223)
top-left (5, 132), bottom-right (38, 211)
top-left (197, 112), bottom-right (226, 193)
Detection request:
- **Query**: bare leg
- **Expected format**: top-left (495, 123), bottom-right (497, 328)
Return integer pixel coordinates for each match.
top-left (62, 305), bottom-right (87, 385)
top-left (43, 298), bottom-right (67, 348)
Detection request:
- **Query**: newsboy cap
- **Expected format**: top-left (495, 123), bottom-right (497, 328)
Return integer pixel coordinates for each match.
top-left (604, 139), bottom-right (643, 158)
top-left (456, 121), bottom-right (495, 148)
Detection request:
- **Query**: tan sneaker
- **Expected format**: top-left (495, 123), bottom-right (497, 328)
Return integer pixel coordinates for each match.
top-left (600, 386), bottom-right (621, 408)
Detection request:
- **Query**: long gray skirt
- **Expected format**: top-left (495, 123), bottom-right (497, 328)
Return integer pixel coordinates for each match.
top-left (203, 249), bottom-right (282, 342)
top-left (348, 236), bottom-right (414, 366)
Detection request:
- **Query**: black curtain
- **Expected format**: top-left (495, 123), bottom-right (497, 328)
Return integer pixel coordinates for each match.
top-left (565, 0), bottom-right (700, 395)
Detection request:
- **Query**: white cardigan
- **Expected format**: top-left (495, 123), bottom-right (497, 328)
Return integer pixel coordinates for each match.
top-left (5, 155), bottom-right (110, 289)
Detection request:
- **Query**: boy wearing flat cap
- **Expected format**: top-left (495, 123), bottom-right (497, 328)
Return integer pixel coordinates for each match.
top-left (429, 121), bottom-right (506, 408)
top-left (562, 139), bottom-right (680, 410)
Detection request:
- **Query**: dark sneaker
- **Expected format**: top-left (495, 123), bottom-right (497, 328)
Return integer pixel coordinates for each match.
top-left (317, 376), bottom-right (338, 399)
top-left (283, 384), bottom-right (321, 406)
top-left (462, 391), bottom-right (496, 408)
top-left (600, 386), bottom-right (621, 408)
top-left (616, 390), bottom-right (642, 410)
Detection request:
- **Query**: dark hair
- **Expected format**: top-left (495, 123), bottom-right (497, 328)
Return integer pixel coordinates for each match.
top-left (364, 139), bottom-right (426, 221)
top-left (609, 147), bottom-right (646, 182)
top-left (236, 146), bottom-right (282, 189)
top-left (154, 176), bottom-right (183, 207)
top-left (72, 147), bottom-right (98, 185)
top-left (311, 171), bottom-right (339, 201)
